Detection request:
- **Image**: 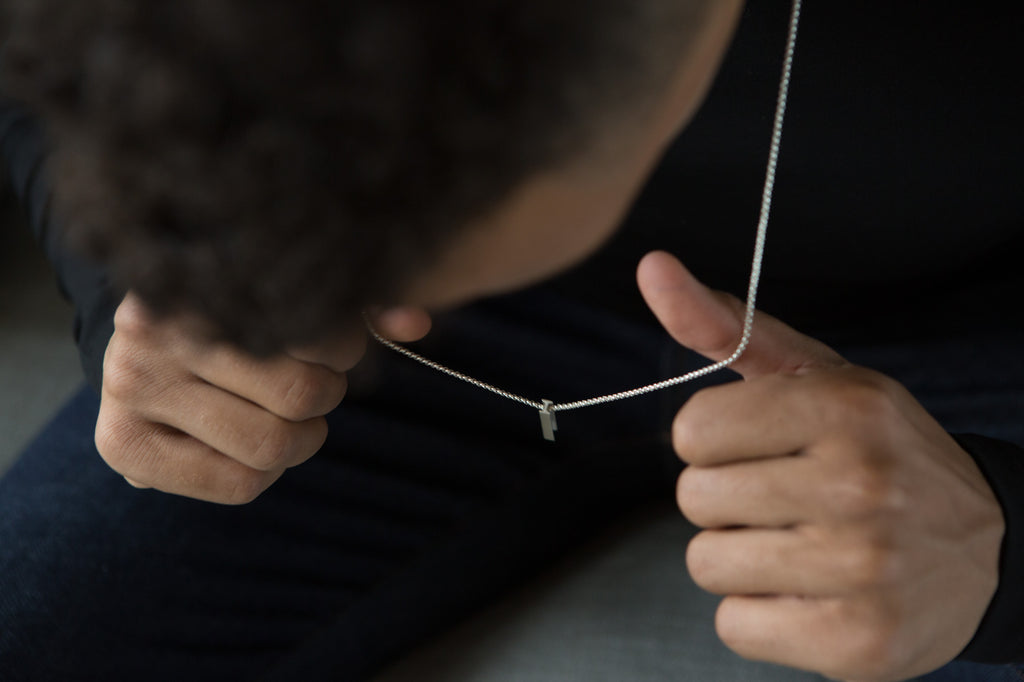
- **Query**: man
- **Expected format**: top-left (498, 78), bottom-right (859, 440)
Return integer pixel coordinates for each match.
top-left (1, 1), bottom-right (1022, 680)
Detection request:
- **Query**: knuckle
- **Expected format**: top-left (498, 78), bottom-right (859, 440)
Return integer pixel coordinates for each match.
top-left (672, 400), bottom-right (706, 463)
top-left (277, 368), bottom-right (332, 421)
top-left (842, 542), bottom-right (902, 589)
top-left (94, 410), bottom-right (129, 466)
top-left (675, 471), bottom-right (690, 515)
top-left (94, 407), bottom-right (150, 476)
top-left (824, 369), bottom-right (899, 429)
top-left (819, 598), bottom-right (905, 680)
top-left (113, 294), bottom-right (155, 337)
top-left (845, 613), bottom-right (904, 679)
top-left (685, 533), bottom-right (716, 588)
top-left (249, 422), bottom-right (296, 470)
top-left (223, 471), bottom-right (271, 505)
top-left (248, 417), bottom-right (326, 470)
top-left (671, 409), bottom-right (693, 456)
top-left (713, 598), bottom-right (747, 652)
top-left (828, 464), bottom-right (902, 520)
top-left (676, 468), bottom-right (711, 526)
top-left (102, 337), bottom-right (149, 400)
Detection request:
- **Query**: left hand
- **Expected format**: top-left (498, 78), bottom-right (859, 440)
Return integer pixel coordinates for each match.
top-left (637, 251), bottom-right (1005, 682)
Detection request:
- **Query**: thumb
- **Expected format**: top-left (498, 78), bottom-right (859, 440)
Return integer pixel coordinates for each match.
top-left (636, 250), bottom-right (844, 379)
top-left (370, 306), bottom-right (433, 343)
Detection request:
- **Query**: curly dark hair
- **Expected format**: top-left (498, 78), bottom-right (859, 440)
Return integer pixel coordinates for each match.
top-left (1, 0), bottom-right (709, 353)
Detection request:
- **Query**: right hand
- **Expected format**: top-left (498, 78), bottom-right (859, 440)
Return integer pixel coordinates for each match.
top-left (96, 292), bottom-right (431, 504)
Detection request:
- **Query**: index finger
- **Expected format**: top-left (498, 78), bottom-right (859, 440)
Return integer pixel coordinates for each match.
top-left (369, 306), bottom-right (432, 343)
top-left (674, 372), bottom-right (828, 466)
top-left (287, 326), bottom-right (367, 374)
top-left (190, 346), bottom-right (348, 422)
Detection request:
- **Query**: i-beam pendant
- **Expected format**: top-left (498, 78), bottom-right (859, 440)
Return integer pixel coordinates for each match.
top-left (540, 400), bottom-right (558, 441)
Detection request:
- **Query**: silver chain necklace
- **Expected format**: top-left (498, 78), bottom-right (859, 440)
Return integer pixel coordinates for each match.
top-left (367, 0), bottom-right (803, 441)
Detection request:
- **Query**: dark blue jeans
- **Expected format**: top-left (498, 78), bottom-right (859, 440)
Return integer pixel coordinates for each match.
top-left (1, 291), bottom-right (1022, 680)
top-left (918, 662), bottom-right (1024, 682)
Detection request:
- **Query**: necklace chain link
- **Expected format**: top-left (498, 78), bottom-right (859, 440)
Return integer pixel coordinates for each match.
top-left (366, 0), bottom-right (803, 437)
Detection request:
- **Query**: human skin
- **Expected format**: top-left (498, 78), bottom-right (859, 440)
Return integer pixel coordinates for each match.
top-left (94, 0), bottom-right (1004, 678)
top-left (98, 0), bottom-right (746, 502)
top-left (637, 250), bottom-right (1002, 681)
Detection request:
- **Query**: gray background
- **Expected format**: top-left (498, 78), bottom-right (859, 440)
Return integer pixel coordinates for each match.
top-left (0, 185), bottom-right (81, 476)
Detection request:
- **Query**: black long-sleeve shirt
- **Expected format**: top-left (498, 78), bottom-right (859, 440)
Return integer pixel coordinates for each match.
top-left (2, 0), bottom-right (1023, 664)
top-left (0, 99), bottom-right (118, 393)
top-left (551, 2), bottom-right (1024, 662)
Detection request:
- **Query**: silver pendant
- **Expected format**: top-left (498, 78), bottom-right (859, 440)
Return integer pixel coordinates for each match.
top-left (540, 399), bottom-right (558, 441)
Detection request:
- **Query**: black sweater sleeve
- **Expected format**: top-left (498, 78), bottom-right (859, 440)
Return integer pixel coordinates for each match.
top-left (955, 433), bottom-right (1024, 663)
top-left (0, 95), bottom-right (120, 394)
